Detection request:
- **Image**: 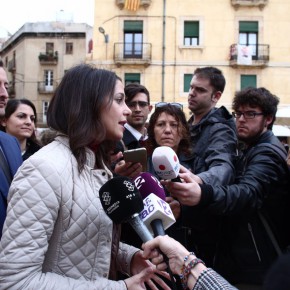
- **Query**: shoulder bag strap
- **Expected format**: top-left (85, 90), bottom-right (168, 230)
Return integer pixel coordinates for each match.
top-left (258, 211), bottom-right (282, 256)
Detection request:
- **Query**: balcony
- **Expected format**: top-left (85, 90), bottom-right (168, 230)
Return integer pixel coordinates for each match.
top-left (231, 0), bottom-right (268, 9)
top-left (114, 42), bottom-right (152, 67)
top-left (8, 86), bottom-right (15, 97)
top-left (8, 59), bottom-right (16, 72)
top-left (38, 51), bottom-right (58, 65)
top-left (38, 81), bottom-right (58, 94)
top-left (229, 44), bottom-right (269, 67)
top-left (116, 0), bottom-right (151, 9)
top-left (37, 113), bottom-right (48, 127)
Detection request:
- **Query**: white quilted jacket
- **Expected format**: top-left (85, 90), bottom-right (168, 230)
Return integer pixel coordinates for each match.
top-left (0, 136), bottom-right (138, 289)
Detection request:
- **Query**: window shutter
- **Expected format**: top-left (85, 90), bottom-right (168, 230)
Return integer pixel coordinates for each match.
top-left (241, 75), bottom-right (257, 89)
top-left (184, 21), bottom-right (199, 37)
top-left (125, 73), bottom-right (140, 84)
top-left (239, 21), bottom-right (258, 33)
top-left (184, 74), bottom-right (192, 92)
top-left (124, 21), bottom-right (143, 32)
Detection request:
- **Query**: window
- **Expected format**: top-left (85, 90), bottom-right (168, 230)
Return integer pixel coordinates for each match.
top-left (124, 21), bottom-right (143, 58)
top-left (184, 74), bottom-right (192, 92)
top-left (241, 75), bottom-right (257, 90)
top-left (42, 101), bottom-right (49, 123)
top-left (66, 43), bottom-right (73, 54)
top-left (46, 43), bottom-right (54, 55)
top-left (125, 73), bottom-right (140, 85)
top-left (184, 21), bottom-right (199, 46)
top-left (239, 21), bottom-right (258, 59)
top-left (44, 70), bottom-right (54, 92)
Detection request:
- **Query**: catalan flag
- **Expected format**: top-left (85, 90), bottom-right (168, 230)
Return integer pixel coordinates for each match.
top-left (124, 0), bottom-right (140, 11)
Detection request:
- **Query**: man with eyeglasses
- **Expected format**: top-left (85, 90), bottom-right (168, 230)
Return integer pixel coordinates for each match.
top-left (163, 87), bottom-right (290, 288)
top-left (113, 83), bottom-right (152, 176)
top-left (121, 83), bottom-right (153, 151)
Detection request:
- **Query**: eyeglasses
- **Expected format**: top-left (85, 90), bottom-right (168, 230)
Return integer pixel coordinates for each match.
top-left (232, 111), bottom-right (264, 119)
top-left (155, 102), bottom-right (183, 110)
top-left (126, 101), bottom-right (149, 108)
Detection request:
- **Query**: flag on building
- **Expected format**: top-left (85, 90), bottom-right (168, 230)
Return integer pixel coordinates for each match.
top-left (237, 45), bottom-right (253, 65)
top-left (125, 0), bottom-right (140, 11)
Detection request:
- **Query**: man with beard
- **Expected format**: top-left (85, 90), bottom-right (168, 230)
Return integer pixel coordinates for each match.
top-left (163, 87), bottom-right (290, 288)
top-left (0, 60), bottom-right (22, 239)
top-left (178, 67), bottom-right (237, 267)
top-left (0, 60), bottom-right (9, 120)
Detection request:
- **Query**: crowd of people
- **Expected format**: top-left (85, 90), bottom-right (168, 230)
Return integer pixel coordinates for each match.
top-left (0, 61), bottom-right (289, 290)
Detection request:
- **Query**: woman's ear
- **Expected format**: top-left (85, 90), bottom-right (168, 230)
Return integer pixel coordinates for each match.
top-left (1, 119), bottom-right (7, 128)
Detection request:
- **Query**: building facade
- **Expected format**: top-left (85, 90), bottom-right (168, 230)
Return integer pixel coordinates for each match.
top-left (0, 22), bottom-right (93, 127)
top-left (92, 0), bottom-right (290, 119)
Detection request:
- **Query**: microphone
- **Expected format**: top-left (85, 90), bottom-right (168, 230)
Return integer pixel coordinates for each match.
top-left (99, 176), bottom-right (153, 242)
top-left (152, 146), bottom-right (182, 182)
top-left (133, 172), bottom-right (175, 237)
top-left (101, 176), bottom-right (178, 290)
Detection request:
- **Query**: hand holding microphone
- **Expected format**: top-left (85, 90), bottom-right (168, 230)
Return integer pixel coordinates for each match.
top-left (133, 172), bottom-right (175, 237)
top-left (99, 176), bottom-right (153, 242)
top-left (152, 146), bottom-right (182, 182)
top-left (161, 167), bottom-right (203, 207)
top-left (100, 176), bottom-right (178, 290)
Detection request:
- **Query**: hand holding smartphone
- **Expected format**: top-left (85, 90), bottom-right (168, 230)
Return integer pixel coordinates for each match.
top-left (123, 148), bottom-right (147, 172)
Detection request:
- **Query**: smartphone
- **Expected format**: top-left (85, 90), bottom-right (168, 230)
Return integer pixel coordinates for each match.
top-left (123, 148), bottom-right (147, 171)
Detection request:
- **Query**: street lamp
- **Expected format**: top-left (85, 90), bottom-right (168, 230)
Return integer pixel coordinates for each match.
top-left (98, 27), bottom-right (109, 43)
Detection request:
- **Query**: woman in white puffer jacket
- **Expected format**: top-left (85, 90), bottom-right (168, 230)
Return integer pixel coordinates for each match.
top-left (0, 64), bottom-right (170, 290)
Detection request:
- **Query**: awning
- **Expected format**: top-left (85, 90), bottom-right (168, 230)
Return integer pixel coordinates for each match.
top-left (272, 125), bottom-right (290, 137)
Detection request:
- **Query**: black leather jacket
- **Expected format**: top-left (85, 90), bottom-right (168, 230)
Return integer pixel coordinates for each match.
top-left (199, 130), bottom-right (290, 285)
top-left (188, 106), bottom-right (237, 185)
top-left (182, 106), bottom-right (238, 265)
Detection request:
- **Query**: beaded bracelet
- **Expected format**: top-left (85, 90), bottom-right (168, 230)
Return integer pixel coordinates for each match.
top-left (180, 252), bottom-right (195, 276)
top-left (179, 257), bottom-right (205, 290)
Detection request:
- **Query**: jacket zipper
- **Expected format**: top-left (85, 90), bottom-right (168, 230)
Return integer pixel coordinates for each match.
top-left (248, 223), bottom-right (261, 262)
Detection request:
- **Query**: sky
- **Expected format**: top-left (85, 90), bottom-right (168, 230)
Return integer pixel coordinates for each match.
top-left (0, 0), bottom-right (94, 36)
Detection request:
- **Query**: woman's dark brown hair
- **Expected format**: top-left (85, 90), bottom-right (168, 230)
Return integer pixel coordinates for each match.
top-left (47, 64), bottom-right (120, 172)
top-left (2, 98), bottom-right (39, 145)
top-left (147, 104), bottom-right (191, 156)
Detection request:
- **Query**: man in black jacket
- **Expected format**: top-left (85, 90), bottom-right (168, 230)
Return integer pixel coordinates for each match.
top-left (182, 67), bottom-right (237, 266)
top-left (164, 87), bottom-right (290, 288)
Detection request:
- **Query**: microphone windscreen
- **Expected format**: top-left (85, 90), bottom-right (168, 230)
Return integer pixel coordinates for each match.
top-left (152, 146), bottom-right (180, 179)
top-left (133, 172), bottom-right (166, 201)
top-left (99, 176), bottom-right (143, 223)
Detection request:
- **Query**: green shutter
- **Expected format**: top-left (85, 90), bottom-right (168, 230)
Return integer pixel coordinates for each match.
top-left (239, 21), bottom-right (258, 33)
top-left (184, 74), bottom-right (192, 92)
top-left (241, 75), bottom-right (257, 90)
top-left (184, 21), bottom-right (199, 37)
top-left (125, 73), bottom-right (140, 84)
top-left (124, 21), bottom-right (143, 32)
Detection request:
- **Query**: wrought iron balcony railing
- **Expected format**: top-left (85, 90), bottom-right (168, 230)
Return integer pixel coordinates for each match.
top-left (116, 0), bottom-right (152, 9)
top-left (114, 42), bottom-right (152, 67)
top-left (38, 51), bottom-right (58, 65)
top-left (37, 81), bottom-right (58, 94)
top-left (229, 44), bottom-right (269, 67)
top-left (8, 86), bottom-right (15, 97)
top-left (8, 59), bottom-right (16, 72)
top-left (231, 0), bottom-right (268, 9)
top-left (36, 113), bottom-right (48, 126)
